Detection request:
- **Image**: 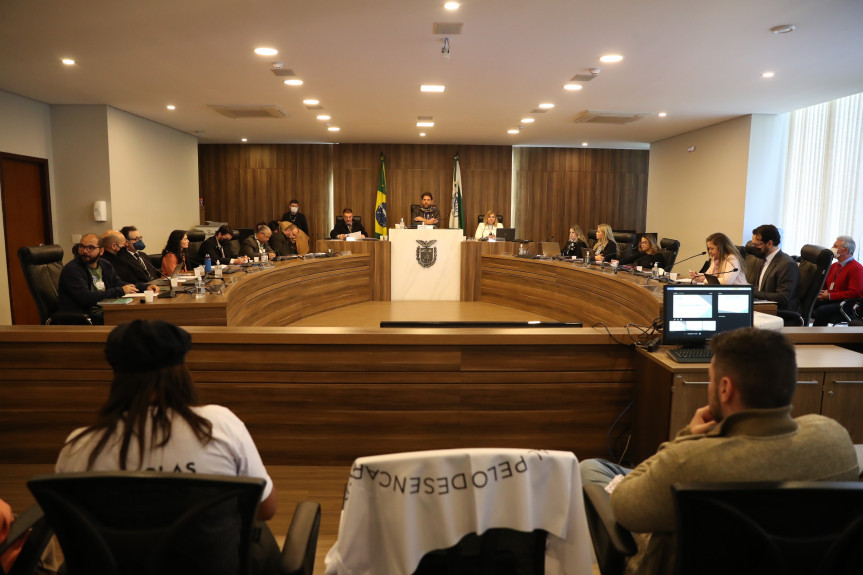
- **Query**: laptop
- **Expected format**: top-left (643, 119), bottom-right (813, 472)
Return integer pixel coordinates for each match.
top-left (541, 242), bottom-right (561, 257)
top-left (581, 247), bottom-right (596, 263)
top-left (495, 228), bottom-right (516, 242)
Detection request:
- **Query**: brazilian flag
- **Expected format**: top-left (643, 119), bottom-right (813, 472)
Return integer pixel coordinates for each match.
top-left (374, 154), bottom-right (387, 238)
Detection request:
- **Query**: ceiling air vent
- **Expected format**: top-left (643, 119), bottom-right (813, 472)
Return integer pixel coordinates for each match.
top-left (209, 105), bottom-right (288, 119)
top-left (270, 67), bottom-right (297, 78)
top-left (433, 22), bottom-right (463, 35)
top-left (569, 110), bottom-right (649, 125)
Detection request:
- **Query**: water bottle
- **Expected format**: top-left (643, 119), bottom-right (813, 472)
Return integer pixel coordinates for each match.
top-left (400, 217), bottom-right (405, 229)
top-left (204, 253), bottom-right (212, 273)
top-left (195, 276), bottom-right (205, 298)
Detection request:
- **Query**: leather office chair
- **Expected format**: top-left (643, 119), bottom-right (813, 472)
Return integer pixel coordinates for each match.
top-left (658, 238), bottom-right (680, 270)
top-left (613, 232), bottom-right (635, 261)
top-left (476, 213), bottom-right (504, 226)
top-left (584, 481), bottom-right (863, 575)
top-left (186, 229), bottom-right (206, 266)
top-left (673, 481), bottom-right (863, 575)
top-left (17, 245), bottom-right (92, 325)
top-left (28, 471), bottom-right (321, 575)
top-left (0, 503), bottom-right (54, 575)
top-left (777, 243), bottom-right (832, 326)
top-left (840, 298), bottom-right (863, 326)
top-left (335, 215), bottom-right (363, 225)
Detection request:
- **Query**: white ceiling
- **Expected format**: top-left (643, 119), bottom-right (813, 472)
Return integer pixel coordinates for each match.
top-left (2, 0), bottom-right (862, 149)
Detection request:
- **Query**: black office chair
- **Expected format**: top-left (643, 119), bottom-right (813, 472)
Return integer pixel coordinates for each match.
top-left (658, 238), bottom-right (680, 270)
top-left (840, 298), bottom-right (863, 326)
top-left (413, 528), bottom-right (547, 575)
top-left (335, 215), bottom-right (363, 225)
top-left (673, 481), bottom-right (863, 575)
top-left (613, 232), bottom-right (635, 261)
top-left (0, 503), bottom-right (54, 575)
top-left (476, 213), bottom-right (504, 226)
top-left (777, 243), bottom-right (832, 326)
top-left (17, 245), bottom-right (92, 325)
top-left (28, 472), bottom-right (321, 575)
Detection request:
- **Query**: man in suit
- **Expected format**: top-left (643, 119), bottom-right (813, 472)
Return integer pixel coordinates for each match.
top-left (330, 208), bottom-right (367, 239)
top-left (812, 235), bottom-right (863, 326)
top-left (107, 226), bottom-right (163, 283)
top-left (412, 192), bottom-right (441, 228)
top-left (198, 224), bottom-right (247, 265)
top-left (751, 224), bottom-right (800, 311)
top-left (281, 199), bottom-right (310, 236)
top-left (240, 224), bottom-right (276, 259)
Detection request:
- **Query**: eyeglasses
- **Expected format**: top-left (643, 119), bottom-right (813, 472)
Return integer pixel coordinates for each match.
top-left (80, 245), bottom-right (100, 252)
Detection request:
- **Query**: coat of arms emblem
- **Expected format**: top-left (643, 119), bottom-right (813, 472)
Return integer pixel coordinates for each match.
top-left (415, 239), bottom-right (437, 268)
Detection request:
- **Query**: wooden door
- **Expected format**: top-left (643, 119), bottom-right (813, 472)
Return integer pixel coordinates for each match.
top-left (1, 153), bottom-right (53, 324)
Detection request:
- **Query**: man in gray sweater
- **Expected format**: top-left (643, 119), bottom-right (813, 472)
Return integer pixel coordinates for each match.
top-left (580, 327), bottom-right (859, 574)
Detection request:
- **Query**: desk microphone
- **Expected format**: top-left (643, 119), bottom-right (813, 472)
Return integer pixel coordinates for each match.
top-left (674, 251), bottom-right (707, 266)
top-left (545, 234), bottom-right (555, 241)
top-left (693, 268), bottom-right (739, 280)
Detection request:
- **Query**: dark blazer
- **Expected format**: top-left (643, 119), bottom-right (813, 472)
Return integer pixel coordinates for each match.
top-left (562, 239), bottom-right (588, 258)
top-left (280, 211), bottom-right (309, 236)
top-left (753, 249), bottom-right (800, 311)
top-left (621, 251), bottom-right (666, 269)
top-left (198, 235), bottom-right (237, 265)
top-left (269, 231), bottom-right (298, 256)
top-left (597, 241), bottom-right (618, 260)
top-left (240, 235), bottom-right (273, 258)
top-left (57, 258), bottom-right (143, 316)
top-left (330, 219), bottom-right (368, 239)
top-left (102, 248), bottom-right (161, 283)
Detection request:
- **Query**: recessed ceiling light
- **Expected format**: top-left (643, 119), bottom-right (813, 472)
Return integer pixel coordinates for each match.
top-left (599, 54), bottom-right (623, 63)
top-left (420, 84), bottom-right (446, 93)
top-left (582, 142), bottom-right (589, 146)
top-left (194, 130), bottom-right (205, 134)
top-left (284, 79), bottom-right (303, 86)
top-left (762, 71), bottom-right (775, 78)
top-left (658, 112), bottom-right (667, 117)
top-left (419, 132), bottom-right (427, 137)
top-left (444, 1), bottom-right (460, 10)
top-left (328, 126), bottom-right (340, 132)
top-left (564, 83), bottom-right (583, 91)
top-left (255, 47), bottom-right (278, 56)
top-left (241, 138), bottom-right (248, 142)
top-left (316, 114), bottom-right (331, 121)
top-left (520, 118), bottom-right (535, 123)
top-left (770, 24), bottom-right (797, 34)
top-left (166, 105), bottom-right (176, 111)
top-left (61, 58), bottom-right (75, 65)
top-left (507, 129), bottom-right (520, 135)
top-left (417, 121), bottom-right (435, 127)
top-left (303, 99), bottom-right (320, 106)
top-left (538, 103), bottom-right (554, 109)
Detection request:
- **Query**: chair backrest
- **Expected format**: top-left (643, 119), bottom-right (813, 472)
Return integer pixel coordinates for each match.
top-left (613, 232), bottom-right (635, 261)
top-left (673, 481), bottom-right (863, 575)
top-left (16, 245), bottom-right (65, 324)
top-left (795, 244), bottom-right (833, 322)
top-left (28, 471), bottom-right (265, 575)
top-left (659, 238), bottom-right (681, 270)
top-left (476, 213), bottom-right (504, 226)
top-left (336, 215), bottom-right (363, 224)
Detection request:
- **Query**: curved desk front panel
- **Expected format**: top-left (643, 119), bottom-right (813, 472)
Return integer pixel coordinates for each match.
top-left (480, 255), bottom-right (661, 326)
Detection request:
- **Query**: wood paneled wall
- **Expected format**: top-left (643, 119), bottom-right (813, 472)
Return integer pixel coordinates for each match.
top-left (198, 144), bottom-right (648, 244)
top-left (198, 144), bottom-right (331, 240)
top-left (513, 147), bottom-right (649, 243)
top-left (332, 144), bottom-right (511, 234)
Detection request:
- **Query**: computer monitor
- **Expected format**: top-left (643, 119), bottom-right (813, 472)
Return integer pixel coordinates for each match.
top-left (495, 228), bottom-right (515, 241)
top-left (662, 284), bottom-right (754, 346)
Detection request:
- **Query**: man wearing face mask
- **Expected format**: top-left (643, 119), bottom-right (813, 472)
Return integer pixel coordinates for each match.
top-left (281, 199), bottom-right (309, 236)
top-left (812, 235), bottom-right (863, 326)
top-left (750, 224), bottom-right (800, 312)
top-left (102, 226), bottom-right (163, 283)
top-left (197, 224), bottom-right (248, 265)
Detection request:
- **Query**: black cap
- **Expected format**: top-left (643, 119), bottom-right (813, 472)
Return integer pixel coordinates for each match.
top-left (105, 320), bottom-right (191, 373)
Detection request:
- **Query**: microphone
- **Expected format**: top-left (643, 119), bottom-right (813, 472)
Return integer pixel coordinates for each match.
top-left (693, 268), bottom-right (739, 280)
top-left (545, 234), bottom-right (555, 241)
top-left (674, 251), bottom-right (707, 266)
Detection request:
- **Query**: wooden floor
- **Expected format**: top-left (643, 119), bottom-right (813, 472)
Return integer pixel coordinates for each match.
top-left (290, 300), bottom-right (559, 327)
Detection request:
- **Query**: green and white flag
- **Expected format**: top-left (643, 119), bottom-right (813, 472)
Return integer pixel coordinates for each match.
top-left (449, 153), bottom-right (463, 230)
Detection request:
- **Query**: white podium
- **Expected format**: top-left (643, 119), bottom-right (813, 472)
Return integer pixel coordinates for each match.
top-left (390, 228), bottom-right (463, 301)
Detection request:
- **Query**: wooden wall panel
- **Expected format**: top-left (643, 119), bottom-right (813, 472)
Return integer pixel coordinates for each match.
top-left (513, 147), bottom-right (649, 245)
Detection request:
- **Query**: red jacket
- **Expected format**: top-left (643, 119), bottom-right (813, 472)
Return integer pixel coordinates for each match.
top-left (824, 258), bottom-right (863, 300)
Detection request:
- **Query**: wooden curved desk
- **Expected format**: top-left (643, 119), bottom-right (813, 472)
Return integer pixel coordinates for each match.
top-left (102, 255), bottom-right (372, 327)
top-left (479, 255), bottom-right (661, 326)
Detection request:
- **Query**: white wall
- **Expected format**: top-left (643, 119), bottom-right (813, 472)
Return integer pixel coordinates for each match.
top-left (646, 116), bottom-right (754, 268)
top-left (743, 113), bottom-right (789, 246)
top-left (106, 107), bottom-right (199, 255)
top-left (0, 90), bottom-right (55, 325)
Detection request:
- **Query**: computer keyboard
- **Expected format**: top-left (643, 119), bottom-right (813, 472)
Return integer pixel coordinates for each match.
top-left (667, 346), bottom-right (713, 363)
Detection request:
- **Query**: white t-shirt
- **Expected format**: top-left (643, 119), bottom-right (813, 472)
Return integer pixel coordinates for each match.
top-left (56, 404), bottom-right (273, 501)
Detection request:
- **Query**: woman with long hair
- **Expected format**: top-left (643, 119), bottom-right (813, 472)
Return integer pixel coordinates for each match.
top-left (474, 210), bottom-right (504, 239)
top-left (56, 320), bottom-right (279, 571)
top-left (160, 230), bottom-right (189, 276)
top-left (621, 234), bottom-right (666, 269)
top-left (562, 225), bottom-right (589, 258)
top-left (594, 223), bottom-right (618, 262)
top-left (690, 232), bottom-right (747, 284)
